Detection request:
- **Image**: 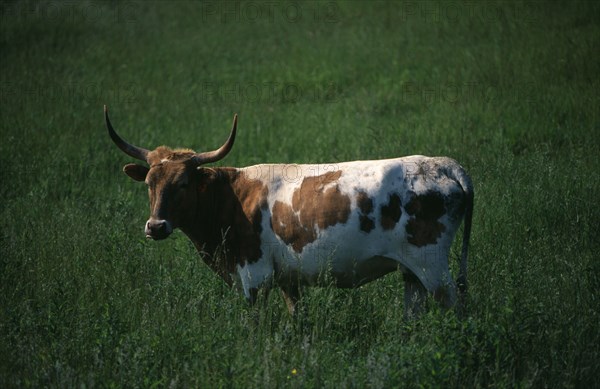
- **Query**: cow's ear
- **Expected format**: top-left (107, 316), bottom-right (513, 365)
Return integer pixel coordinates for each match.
top-left (197, 167), bottom-right (217, 192)
top-left (123, 163), bottom-right (149, 182)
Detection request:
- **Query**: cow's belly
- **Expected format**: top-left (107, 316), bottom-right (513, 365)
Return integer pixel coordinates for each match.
top-left (328, 255), bottom-right (402, 288)
top-left (273, 254), bottom-right (401, 288)
top-left (267, 224), bottom-right (409, 287)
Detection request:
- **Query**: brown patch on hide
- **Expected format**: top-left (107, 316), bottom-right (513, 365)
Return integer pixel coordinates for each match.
top-left (229, 172), bottom-right (270, 263)
top-left (271, 171), bottom-right (351, 253)
top-left (405, 191), bottom-right (447, 247)
top-left (356, 191), bottom-right (375, 233)
top-left (380, 193), bottom-right (402, 230)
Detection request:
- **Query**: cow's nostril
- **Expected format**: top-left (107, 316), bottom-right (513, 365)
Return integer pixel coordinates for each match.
top-left (145, 219), bottom-right (171, 240)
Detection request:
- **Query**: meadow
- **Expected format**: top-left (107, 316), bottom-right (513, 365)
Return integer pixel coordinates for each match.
top-left (1, 1), bottom-right (599, 387)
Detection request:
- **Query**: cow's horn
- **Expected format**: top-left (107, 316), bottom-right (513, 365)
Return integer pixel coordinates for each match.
top-left (105, 105), bottom-right (149, 162)
top-left (192, 114), bottom-right (237, 165)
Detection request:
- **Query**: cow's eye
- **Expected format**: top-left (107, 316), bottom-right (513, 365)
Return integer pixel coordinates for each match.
top-left (179, 183), bottom-right (189, 190)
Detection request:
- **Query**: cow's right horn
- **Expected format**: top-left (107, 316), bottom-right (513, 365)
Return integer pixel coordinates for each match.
top-left (105, 105), bottom-right (149, 162)
top-left (192, 114), bottom-right (238, 165)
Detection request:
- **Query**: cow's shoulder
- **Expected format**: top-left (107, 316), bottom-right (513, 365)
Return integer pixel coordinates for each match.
top-left (212, 168), bottom-right (270, 265)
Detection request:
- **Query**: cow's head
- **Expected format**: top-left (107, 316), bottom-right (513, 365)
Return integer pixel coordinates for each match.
top-left (105, 106), bottom-right (237, 240)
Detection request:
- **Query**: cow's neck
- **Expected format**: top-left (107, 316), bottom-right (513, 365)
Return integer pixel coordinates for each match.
top-left (180, 168), bottom-right (248, 285)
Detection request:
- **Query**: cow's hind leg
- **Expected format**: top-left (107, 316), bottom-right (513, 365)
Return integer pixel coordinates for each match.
top-left (403, 272), bottom-right (428, 319)
top-left (432, 274), bottom-right (458, 311)
top-left (399, 245), bottom-right (459, 313)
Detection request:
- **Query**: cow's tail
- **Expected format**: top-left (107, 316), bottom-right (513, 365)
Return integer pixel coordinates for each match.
top-left (453, 165), bottom-right (473, 298)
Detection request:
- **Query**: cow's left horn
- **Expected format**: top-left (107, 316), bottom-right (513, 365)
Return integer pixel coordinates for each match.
top-left (192, 114), bottom-right (237, 165)
top-left (105, 105), bottom-right (149, 162)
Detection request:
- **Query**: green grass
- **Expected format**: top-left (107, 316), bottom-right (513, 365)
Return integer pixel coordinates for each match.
top-left (1, 1), bottom-right (599, 387)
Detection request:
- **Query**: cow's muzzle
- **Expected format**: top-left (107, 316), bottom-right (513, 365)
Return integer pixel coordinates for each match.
top-left (145, 219), bottom-right (173, 240)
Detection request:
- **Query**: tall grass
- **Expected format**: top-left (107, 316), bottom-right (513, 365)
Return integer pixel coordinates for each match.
top-left (1, 1), bottom-right (598, 387)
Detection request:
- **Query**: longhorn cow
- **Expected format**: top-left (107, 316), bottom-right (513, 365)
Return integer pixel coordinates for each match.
top-left (106, 106), bottom-right (474, 316)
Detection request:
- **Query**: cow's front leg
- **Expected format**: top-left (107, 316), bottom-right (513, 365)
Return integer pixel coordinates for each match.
top-left (247, 286), bottom-right (271, 306)
top-left (236, 259), bottom-right (274, 305)
top-left (280, 284), bottom-right (300, 316)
